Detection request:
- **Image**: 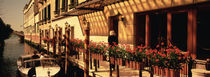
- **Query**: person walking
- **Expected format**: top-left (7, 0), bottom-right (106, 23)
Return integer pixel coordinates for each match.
top-left (108, 30), bottom-right (118, 76)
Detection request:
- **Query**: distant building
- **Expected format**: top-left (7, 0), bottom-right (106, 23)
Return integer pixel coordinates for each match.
top-left (24, 0), bottom-right (210, 60)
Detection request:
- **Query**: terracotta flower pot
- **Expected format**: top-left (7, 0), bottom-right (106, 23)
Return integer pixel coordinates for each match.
top-left (180, 63), bottom-right (188, 75)
top-left (170, 69), bottom-right (180, 77)
top-left (126, 60), bottom-right (130, 68)
top-left (111, 57), bottom-right (115, 64)
top-left (153, 66), bottom-right (159, 75)
top-left (135, 62), bottom-right (139, 70)
top-left (93, 54), bottom-right (97, 59)
top-left (96, 54), bottom-right (99, 60)
top-left (158, 67), bottom-right (161, 76)
top-left (160, 68), bottom-right (166, 77)
top-left (129, 61), bottom-right (133, 68)
top-left (132, 61), bottom-right (136, 69)
top-left (115, 58), bottom-right (122, 65)
top-left (165, 68), bottom-right (170, 77)
top-left (99, 55), bottom-right (103, 60)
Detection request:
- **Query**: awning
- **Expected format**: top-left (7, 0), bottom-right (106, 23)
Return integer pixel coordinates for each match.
top-left (63, 0), bottom-right (128, 16)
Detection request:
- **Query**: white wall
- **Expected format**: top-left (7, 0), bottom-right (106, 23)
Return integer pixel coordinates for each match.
top-left (52, 16), bottom-right (85, 40)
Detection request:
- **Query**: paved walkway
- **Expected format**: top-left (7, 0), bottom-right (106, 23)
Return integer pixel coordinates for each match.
top-left (67, 52), bottom-right (151, 77)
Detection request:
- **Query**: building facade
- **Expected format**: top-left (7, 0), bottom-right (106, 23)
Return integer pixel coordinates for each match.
top-left (24, 0), bottom-right (210, 60)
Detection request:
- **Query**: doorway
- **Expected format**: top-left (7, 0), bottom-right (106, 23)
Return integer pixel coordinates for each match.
top-left (109, 16), bottom-right (119, 37)
top-left (149, 13), bottom-right (167, 48)
top-left (197, 8), bottom-right (210, 60)
top-left (171, 12), bottom-right (188, 51)
top-left (134, 14), bottom-right (146, 46)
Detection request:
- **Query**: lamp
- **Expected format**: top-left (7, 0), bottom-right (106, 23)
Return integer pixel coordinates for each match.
top-left (65, 22), bottom-right (68, 27)
top-left (117, 13), bottom-right (125, 22)
top-left (55, 24), bottom-right (58, 29)
top-left (49, 25), bottom-right (52, 29)
top-left (118, 13), bottom-right (127, 25)
top-left (83, 17), bottom-right (87, 25)
top-left (65, 22), bottom-right (71, 30)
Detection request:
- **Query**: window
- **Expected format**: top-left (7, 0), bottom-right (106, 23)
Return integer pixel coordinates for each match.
top-left (48, 5), bottom-right (51, 20)
top-left (69, 0), bottom-right (77, 9)
top-left (135, 14), bottom-right (146, 46)
top-left (197, 8), bottom-right (210, 59)
top-left (62, 0), bottom-right (68, 12)
top-left (55, 0), bottom-right (60, 14)
top-left (150, 13), bottom-right (167, 48)
top-left (44, 7), bottom-right (47, 21)
top-left (171, 12), bottom-right (188, 51)
top-left (42, 9), bottom-right (44, 21)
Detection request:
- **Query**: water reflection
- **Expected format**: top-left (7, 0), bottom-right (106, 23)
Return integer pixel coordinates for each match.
top-left (0, 34), bottom-right (34, 77)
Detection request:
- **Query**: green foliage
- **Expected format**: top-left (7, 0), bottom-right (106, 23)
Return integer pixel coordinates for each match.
top-left (0, 18), bottom-right (13, 41)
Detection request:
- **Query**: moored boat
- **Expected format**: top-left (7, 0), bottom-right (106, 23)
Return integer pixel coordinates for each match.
top-left (17, 54), bottom-right (60, 77)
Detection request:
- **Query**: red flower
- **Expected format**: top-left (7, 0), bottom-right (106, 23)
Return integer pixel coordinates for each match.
top-left (162, 54), bottom-right (166, 57)
top-left (178, 57), bottom-right (182, 60)
top-left (135, 52), bottom-right (137, 55)
top-left (186, 50), bottom-right (190, 55)
top-left (116, 49), bottom-right (120, 52)
top-left (156, 45), bottom-right (160, 48)
top-left (112, 46), bottom-right (114, 49)
top-left (115, 45), bottom-right (119, 47)
top-left (139, 49), bottom-right (142, 52)
top-left (101, 51), bottom-right (103, 53)
top-left (183, 56), bottom-right (186, 59)
top-left (156, 59), bottom-right (159, 62)
top-left (161, 42), bottom-right (164, 45)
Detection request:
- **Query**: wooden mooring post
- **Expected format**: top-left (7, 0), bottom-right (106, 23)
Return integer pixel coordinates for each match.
top-left (65, 25), bottom-right (71, 74)
top-left (84, 22), bottom-right (90, 77)
top-left (39, 30), bottom-right (42, 50)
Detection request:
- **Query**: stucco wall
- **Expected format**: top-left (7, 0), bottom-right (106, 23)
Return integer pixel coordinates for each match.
top-left (52, 16), bottom-right (85, 40)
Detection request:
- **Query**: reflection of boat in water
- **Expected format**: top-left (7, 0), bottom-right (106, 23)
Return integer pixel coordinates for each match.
top-left (17, 54), bottom-right (60, 77)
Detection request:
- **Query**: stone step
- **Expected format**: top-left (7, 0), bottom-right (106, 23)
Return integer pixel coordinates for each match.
top-left (191, 69), bottom-right (210, 77)
top-left (195, 59), bottom-right (207, 70)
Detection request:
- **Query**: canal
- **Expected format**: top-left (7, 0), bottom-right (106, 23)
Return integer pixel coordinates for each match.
top-left (0, 34), bottom-right (84, 77)
top-left (0, 34), bottom-right (35, 77)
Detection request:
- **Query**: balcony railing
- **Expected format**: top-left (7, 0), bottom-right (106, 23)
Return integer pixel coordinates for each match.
top-left (54, 9), bottom-right (60, 17)
top-left (61, 6), bottom-right (68, 12)
top-left (69, 3), bottom-right (78, 9)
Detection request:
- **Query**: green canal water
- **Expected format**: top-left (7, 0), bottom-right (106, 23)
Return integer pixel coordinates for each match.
top-left (0, 34), bottom-right (34, 77)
